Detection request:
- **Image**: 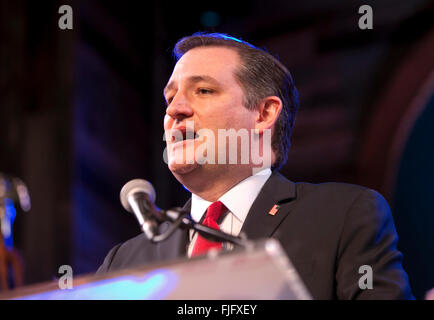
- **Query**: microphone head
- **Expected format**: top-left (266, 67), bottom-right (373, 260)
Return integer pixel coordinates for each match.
top-left (120, 179), bottom-right (156, 213)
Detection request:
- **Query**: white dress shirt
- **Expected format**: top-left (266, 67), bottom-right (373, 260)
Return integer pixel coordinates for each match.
top-left (187, 168), bottom-right (272, 257)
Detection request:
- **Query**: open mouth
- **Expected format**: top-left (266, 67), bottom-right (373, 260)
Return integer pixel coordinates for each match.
top-left (173, 128), bottom-right (200, 144)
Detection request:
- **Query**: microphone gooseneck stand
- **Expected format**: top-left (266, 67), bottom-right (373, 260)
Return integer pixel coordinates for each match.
top-left (120, 179), bottom-right (249, 249)
top-left (149, 206), bottom-right (249, 248)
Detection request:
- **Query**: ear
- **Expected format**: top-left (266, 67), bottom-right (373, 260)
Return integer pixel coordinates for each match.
top-left (254, 96), bottom-right (282, 134)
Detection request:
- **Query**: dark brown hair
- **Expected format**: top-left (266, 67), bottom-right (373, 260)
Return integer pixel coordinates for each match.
top-left (173, 32), bottom-right (299, 170)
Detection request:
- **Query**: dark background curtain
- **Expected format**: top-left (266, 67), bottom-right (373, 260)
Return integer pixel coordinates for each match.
top-left (1, 0), bottom-right (433, 299)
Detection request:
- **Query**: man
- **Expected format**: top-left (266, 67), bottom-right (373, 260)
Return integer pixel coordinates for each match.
top-left (97, 33), bottom-right (413, 299)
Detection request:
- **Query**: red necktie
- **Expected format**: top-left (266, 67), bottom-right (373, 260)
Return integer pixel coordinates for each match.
top-left (191, 201), bottom-right (227, 257)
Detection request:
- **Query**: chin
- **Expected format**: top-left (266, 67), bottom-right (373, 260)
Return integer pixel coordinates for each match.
top-left (168, 161), bottom-right (199, 175)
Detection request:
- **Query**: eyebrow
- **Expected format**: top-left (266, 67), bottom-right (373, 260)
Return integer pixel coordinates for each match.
top-left (163, 75), bottom-right (221, 97)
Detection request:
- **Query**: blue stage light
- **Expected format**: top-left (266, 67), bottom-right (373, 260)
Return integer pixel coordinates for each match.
top-left (17, 269), bottom-right (178, 300)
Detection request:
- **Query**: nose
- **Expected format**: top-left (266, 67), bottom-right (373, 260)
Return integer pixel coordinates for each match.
top-left (165, 92), bottom-right (193, 121)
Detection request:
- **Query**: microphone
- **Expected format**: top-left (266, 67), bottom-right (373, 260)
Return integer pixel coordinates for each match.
top-left (120, 178), bottom-right (248, 246)
top-left (120, 179), bottom-right (159, 240)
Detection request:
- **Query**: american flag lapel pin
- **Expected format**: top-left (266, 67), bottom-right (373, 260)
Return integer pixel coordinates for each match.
top-left (268, 204), bottom-right (280, 216)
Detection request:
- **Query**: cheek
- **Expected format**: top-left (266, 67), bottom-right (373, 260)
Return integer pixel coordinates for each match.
top-left (225, 109), bottom-right (256, 130)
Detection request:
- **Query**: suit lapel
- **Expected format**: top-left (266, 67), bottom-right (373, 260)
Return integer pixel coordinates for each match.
top-left (240, 171), bottom-right (297, 240)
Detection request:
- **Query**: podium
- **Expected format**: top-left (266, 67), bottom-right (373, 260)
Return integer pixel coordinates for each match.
top-left (0, 239), bottom-right (312, 300)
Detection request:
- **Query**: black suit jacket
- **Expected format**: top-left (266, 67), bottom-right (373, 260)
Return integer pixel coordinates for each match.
top-left (97, 171), bottom-right (414, 299)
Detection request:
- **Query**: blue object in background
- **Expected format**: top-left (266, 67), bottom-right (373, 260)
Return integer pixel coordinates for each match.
top-left (392, 91), bottom-right (434, 299)
top-left (2, 198), bottom-right (17, 249)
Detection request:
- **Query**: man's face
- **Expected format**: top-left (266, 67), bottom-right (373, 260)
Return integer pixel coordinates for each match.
top-left (163, 46), bottom-right (257, 178)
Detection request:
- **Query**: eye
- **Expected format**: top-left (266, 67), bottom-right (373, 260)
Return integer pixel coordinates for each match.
top-left (197, 88), bottom-right (214, 95)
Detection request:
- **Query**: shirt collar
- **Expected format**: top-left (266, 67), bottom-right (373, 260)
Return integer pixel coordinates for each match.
top-left (190, 168), bottom-right (272, 223)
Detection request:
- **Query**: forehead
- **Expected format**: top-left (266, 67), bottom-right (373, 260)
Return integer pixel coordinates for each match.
top-left (167, 46), bottom-right (241, 88)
